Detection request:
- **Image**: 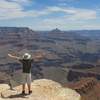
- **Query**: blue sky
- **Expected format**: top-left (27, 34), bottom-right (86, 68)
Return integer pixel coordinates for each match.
top-left (0, 0), bottom-right (100, 30)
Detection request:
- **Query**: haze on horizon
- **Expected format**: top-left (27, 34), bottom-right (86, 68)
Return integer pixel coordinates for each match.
top-left (0, 0), bottom-right (100, 30)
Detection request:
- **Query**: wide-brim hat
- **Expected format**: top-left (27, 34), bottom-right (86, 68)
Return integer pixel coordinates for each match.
top-left (23, 53), bottom-right (31, 59)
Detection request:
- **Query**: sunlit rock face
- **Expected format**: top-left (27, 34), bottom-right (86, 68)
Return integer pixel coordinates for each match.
top-left (1, 78), bottom-right (100, 100)
top-left (1, 79), bottom-right (81, 100)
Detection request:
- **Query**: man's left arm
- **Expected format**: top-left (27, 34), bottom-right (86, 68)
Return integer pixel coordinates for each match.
top-left (32, 54), bottom-right (45, 62)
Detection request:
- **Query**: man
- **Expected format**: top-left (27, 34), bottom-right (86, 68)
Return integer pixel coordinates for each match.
top-left (8, 52), bottom-right (43, 95)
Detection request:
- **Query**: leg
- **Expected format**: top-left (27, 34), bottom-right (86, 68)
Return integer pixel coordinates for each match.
top-left (21, 73), bottom-right (26, 94)
top-left (22, 84), bottom-right (26, 94)
top-left (27, 83), bottom-right (32, 94)
top-left (22, 84), bottom-right (25, 91)
top-left (27, 84), bottom-right (32, 92)
top-left (27, 73), bottom-right (32, 94)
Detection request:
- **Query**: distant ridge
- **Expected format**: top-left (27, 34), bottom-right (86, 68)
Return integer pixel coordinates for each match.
top-left (50, 28), bottom-right (64, 33)
top-left (0, 27), bottom-right (35, 34)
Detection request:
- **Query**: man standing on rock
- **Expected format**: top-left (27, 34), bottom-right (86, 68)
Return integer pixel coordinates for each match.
top-left (8, 52), bottom-right (44, 95)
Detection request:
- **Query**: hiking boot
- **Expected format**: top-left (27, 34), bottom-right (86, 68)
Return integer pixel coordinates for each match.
top-left (22, 91), bottom-right (25, 95)
top-left (29, 90), bottom-right (32, 94)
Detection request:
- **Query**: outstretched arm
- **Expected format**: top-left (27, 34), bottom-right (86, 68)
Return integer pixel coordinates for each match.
top-left (8, 54), bottom-right (20, 60)
top-left (32, 53), bottom-right (45, 62)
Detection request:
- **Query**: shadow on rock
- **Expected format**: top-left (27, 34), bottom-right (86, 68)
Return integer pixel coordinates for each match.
top-left (8, 93), bottom-right (29, 99)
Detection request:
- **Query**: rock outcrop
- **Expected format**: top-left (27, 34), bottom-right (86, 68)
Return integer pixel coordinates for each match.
top-left (0, 78), bottom-right (100, 100)
top-left (0, 79), bottom-right (81, 100)
top-left (65, 77), bottom-right (100, 100)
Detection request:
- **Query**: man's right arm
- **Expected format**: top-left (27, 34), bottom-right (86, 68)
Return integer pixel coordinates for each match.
top-left (8, 54), bottom-right (20, 60)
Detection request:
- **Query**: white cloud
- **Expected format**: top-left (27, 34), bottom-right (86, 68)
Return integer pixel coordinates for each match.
top-left (0, 0), bottom-right (97, 22)
top-left (0, 0), bottom-right (23, 19)
top-left (30, 17), bottom-right (79, 30)
top-left (58, 0), bottom-right (80, 2)
top-left (46, 7), bottom-right (96, 20)
top-left (47, 6), bottom-right (77, 14)
top-left (0, 0), bottom-right (21, 9)
top-left (10, 0), bottom-right (33, 7)
top-left (0, 0), bottom-right (99, 30)
top-left (68, 9), bottom-right (96, 20)
top-left (31, 19), bottom-right (100, 30)
top-left (9, 0), bottom-right (31, 4)
top-left (0, 0), bottom-right (35, 19)
top-left (81, 24), bottom-right (100, 29)
top-left (28, 7), bottom-right (97, 30)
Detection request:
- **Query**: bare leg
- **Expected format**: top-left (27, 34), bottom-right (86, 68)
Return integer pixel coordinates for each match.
top-left (27, 84), bottom-right (32, 94)
top-left (22, 84), bottom-right (25, 91)
top-left (27, 84), bottom-right (31, 91)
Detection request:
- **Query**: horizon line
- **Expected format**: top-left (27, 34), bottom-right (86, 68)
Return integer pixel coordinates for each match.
top-left (0, 26), bottom-right (100, 31)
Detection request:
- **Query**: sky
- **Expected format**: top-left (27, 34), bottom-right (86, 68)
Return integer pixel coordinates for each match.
top-left (0, 0), bottom-right (100, 30)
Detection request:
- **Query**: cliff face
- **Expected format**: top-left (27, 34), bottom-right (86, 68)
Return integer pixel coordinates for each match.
top-left (0, 27), bottom-right (38, 42)
top-left (0, 78), bottom-right (100, 100)
top-left (0, 27), bottom-right (100, 83)
top-left (66, 77), bottom-right (100, 100)
top-left (1, 79), bottom-right (81, 100)
top-left (0, 27), bottom-right (35, 34)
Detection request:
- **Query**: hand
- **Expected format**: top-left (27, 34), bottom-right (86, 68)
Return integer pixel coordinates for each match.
top-left (36, 55), bottom-right (43, 58)
top-left (8, 54), bottom-right (13, 57)
top-left (8, 53), bottom-right (20, 59)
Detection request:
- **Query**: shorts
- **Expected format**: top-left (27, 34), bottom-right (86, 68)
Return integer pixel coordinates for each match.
top-left (22, 73), bottom-right (31, 85)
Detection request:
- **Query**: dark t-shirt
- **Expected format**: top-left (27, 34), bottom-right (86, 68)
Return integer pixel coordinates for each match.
top-left (19, 59), bottom-right (33, 73)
